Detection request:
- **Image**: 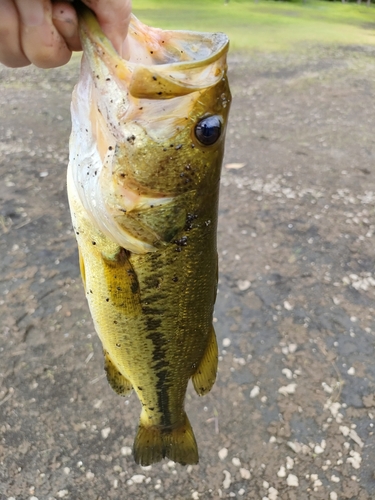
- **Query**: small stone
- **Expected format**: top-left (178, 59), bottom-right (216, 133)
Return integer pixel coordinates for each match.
top-left (286, 457), bottom-right (294, 469)
top-left (57, 491), bottom-right (69, 498)
top-left (331, 475), bottom-right (340, 483)
top-left (286, 474), bottom-right (299, 487)
top-left (250, 386), bottom-right (260, 398)
top-left (347, 367), bottom-right (355, 375)
top-left (284, 301), bottom-right (293, 311)
top-left (278, 384), bottom-right (296, 396)
top-left (277, 466), bottom-right (286, 478)
top-left (288, 344), bottom-right (297, 353)
top-left (121, 446), bottom-right (132, 456)
top-left (238, 489), bottom-right (245, 496)
top-left (237, 280), bottom-right (251, 291)
top-left (282, 368), bottom-right (293, 380)
top-left (223, 470), bottom-right (231, 489)
top-left (349, 429), bottom-right (364, 448)
top-left (287, 441), bottom-right (302, 454)
top-left (339, 425), bottom-right (350, 437)
top-left (232, 457), bottom-right (241, 467)
top-left (240, 468), bottom-right (251, 479)
top-left (330, 493), bottom-right (338, 500)
top-left (101, 427), bottom-right (111, 439)
top-left (63, 467), bottom-right (70, 475)
top-left (314, 445), bottom-right (324, 454)
top-left (225, 162), bottom-right (246, 170)
top-left (131, 474), bottom-right (146, 484)
top-left (263, 480), bottom-right (269, 489)
top-left (86, 471), bottom-right (94, 479)
top-left (222, 338), bottom-right (231, 348)
top-left (218, 448), bottom-right (228, 460)
top-left (268, 487), bottom-right (278, 500)
top-left (192, 492), bottom-right (199, 500)
top-left (347, 451), bottom-right (362, 469)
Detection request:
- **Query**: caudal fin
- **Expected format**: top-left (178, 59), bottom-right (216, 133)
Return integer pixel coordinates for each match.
top-left (133, 413), bottom-right (198, 466)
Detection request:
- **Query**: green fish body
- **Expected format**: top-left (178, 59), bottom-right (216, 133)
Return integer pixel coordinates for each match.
top-left (67, 8), bottom-right (231, 466)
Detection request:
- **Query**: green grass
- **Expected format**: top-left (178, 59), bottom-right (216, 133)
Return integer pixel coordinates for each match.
top-left (132, 0), bottom-right (375, 51)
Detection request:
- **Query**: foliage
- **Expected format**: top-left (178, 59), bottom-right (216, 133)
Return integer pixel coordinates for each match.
top-left (132, 0), bottom-right (375, 52)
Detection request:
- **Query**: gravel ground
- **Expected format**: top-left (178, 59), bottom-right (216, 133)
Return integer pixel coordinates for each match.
top-left (1, 43), bottom-right (375, 499)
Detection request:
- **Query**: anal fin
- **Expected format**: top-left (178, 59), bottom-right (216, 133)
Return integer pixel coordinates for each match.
top-left (192, 325), bottom-right (218, 396)
top-left (104, 350), bottom-right (133, 396)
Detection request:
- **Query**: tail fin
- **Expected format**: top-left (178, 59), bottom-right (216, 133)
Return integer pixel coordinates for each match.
top-left (133, 413), bottom-right (199, 466)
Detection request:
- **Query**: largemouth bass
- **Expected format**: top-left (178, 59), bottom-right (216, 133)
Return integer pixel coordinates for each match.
top-left (67, 7), bottom-right (231, 466)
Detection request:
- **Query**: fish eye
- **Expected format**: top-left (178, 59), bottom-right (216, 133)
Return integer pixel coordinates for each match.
top-left (195, 115), bottom-right (222, 146)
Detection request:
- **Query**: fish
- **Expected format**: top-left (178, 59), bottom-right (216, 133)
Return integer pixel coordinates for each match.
top-left (67, 6), bottom-right (231, 466)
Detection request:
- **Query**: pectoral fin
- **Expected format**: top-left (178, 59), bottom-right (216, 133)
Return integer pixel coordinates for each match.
top-left (101, 247), bottom-right (142, 316)
top-left (192, 325), bottom-right (218, 396)
top-left (78, 246), bottom-right (87, 291)
top-left (104, 350), bottom-right (133, 396)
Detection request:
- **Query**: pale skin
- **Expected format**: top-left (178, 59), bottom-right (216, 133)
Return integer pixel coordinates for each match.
top-left (0, 0), bottom-right (132, 68)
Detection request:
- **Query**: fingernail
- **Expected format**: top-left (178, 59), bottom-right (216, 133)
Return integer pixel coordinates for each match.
top-left (17, 0), bottom-right (45, 27)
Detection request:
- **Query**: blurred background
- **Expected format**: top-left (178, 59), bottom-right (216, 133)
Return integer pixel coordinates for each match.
top-left (1, 1), bottom-right (375, 498)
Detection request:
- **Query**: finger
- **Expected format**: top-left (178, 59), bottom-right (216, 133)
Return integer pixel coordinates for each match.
top-left (0, 0), bottom-right (30, 67)
top-left (83, 0), bottom-right (132, 56)
top-left (14, 0), bottom-right (72, 68)
top-left (52, 2), bottom-right (81, 52)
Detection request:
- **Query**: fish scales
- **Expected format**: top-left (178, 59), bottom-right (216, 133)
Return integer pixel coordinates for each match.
top-left (68, 6), bottom-right (231, 466)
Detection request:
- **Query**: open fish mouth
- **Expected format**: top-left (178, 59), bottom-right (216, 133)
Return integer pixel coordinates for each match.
top-left (68, 11), bottom-right (230, 254)
top-left (79, 8), bottom-right (229, 99)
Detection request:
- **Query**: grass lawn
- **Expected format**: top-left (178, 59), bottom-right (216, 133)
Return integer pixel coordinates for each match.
top-left (132, 0), bottom-right (375, 51)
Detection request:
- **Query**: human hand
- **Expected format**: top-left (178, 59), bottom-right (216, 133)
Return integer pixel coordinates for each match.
top-left (0, 0), bottom-right (132, 68)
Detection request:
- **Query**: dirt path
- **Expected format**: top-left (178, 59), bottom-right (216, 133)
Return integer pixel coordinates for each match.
top-left (1, 44), bottom-right (375, 499)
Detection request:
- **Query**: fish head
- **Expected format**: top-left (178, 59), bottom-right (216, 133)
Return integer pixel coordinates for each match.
top-left (68, 8), bottom-right (231, 253)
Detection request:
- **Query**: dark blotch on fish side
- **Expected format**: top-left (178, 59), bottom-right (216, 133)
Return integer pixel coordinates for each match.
top-left (145, 315), bottom-right (162, 331)
top-left (127, 135), bottom-right (136, 144)
top-left (131, 280), bottom-right (139, 295)
top-left (145, 331), bottom-right (172, 427)
top-left (144, 276), bottom-right (160, 289)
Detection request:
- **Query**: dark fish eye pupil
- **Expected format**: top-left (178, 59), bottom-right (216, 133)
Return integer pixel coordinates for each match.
top-left (195, 116), bottom-right (221, 146)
